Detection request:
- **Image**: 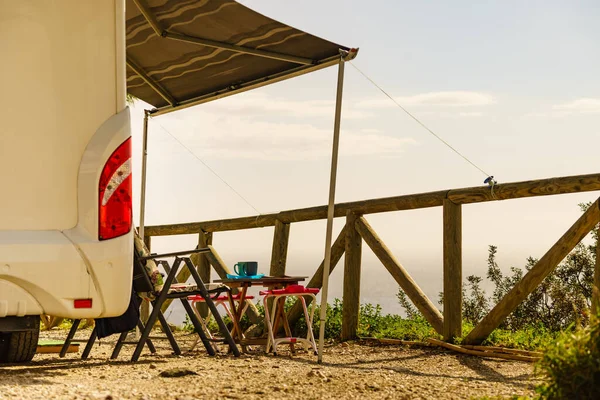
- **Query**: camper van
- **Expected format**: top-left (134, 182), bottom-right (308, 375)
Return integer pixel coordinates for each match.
top-left (0, 1), bottom-right (133, 362)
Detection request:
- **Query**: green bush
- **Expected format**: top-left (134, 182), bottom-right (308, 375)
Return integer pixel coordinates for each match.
top-left (535, 316), bottom-right (600, 399)
top-left (187, 296), bottom-right (557, 350)
top-left (481, 323), bottom-right (560, 351)
top-left (307, 299), bottom-right (437, 341)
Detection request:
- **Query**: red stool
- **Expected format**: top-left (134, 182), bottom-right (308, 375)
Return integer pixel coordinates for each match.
top-left (188, 292), bottom-right (254, 348)
top-left (260, 285), bottom-right (319, 355)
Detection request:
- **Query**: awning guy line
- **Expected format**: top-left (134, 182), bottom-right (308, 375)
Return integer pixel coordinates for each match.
top-left (349, 62), bottom-right (493, 180)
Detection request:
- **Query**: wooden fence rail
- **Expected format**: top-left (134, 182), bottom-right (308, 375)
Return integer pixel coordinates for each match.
top-left (145, 173), bottom-right (600, 236)
top-left (142, 173), bottom-right (600, 344)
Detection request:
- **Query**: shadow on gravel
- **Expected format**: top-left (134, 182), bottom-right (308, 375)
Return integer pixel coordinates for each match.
top-left (0, 358), bottom-right (169, 386)
top-left (456, 353), bottom-right (537, 386)
top-left (277, 346), bottom-right (535, 390)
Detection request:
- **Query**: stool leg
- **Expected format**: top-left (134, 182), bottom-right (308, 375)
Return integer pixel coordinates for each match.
top-left (226, 291), bottom-right (245, 350)
top-left (222, 300), bottom-right (236, 322)
top-left (199, 300), bottom-right (219, 353)
top-left (279, 298), bottom-right (296, 354)
top-left (192, 301), bottom-right (214, 341)
top-left (301, 296), bottom-right (318, 355)
top-left (219, 299), bottom-right (241, 352)
top-left (181, 298), bottom-right (215, 356)
top-left (240, 302), bottom-right (249, 319)
top-left (270, 296), bottom-right (285, 355)
top-left (263, 295), bottom-right (276, 354)
top-left (204, 314), bottom-right (213, 334)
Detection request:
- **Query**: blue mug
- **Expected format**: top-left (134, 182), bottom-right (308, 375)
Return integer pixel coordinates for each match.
top-left (234, 261), bottom-right (258, 277)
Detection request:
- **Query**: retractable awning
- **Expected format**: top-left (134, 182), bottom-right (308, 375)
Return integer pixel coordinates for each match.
top-left (126, 0), bottom-right (357, 116)
top-left (128, 0), bottom-right (358, 364)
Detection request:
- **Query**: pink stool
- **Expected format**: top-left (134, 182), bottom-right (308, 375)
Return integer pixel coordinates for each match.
top-left (260, 285), bottom-right (319, 355)
top-left (188, 293), bottom-right (254, 346)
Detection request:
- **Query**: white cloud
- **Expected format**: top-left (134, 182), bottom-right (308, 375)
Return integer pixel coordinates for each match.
top-left (210, 92), bottom-right (371, 119)
top-left (341, 134), bottom-right (416, 158)
top-left (457, 111), bottom-right (484, 118)
top-left (356, 91), bottom-right (496, 109)
top-left (523, 112), bottom-right (551, 118)
top-left (552, 98), bottom-right (600, 114)
top-left (360, 128), bottom-right (382, 134)
top-left (525, 98), bottom-right (600, 118)
top-left (156, 111), bottom-right (415, 161)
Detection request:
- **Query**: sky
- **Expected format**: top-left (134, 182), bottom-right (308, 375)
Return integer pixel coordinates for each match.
top-left (129, 0), bottom-right (600, 319)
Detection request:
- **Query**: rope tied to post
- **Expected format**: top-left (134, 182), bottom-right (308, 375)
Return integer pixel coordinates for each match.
top-left (484, 176), bottom-right (498, 199)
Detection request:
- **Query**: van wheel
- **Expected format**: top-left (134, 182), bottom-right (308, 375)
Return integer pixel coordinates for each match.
top-left (0, 329), bottom-right (39, 363)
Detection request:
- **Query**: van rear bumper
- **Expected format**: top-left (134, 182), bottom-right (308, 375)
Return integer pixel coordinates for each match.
top-left (0, 316), bottom-right (40, 332)
top-left (0, 229), bottom-right (132, 319)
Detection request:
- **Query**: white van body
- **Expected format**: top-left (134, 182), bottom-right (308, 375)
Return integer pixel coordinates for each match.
top-left (0, 0), bottom-right (133, 334)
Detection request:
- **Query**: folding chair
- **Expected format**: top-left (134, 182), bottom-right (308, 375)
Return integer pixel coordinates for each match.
top-left (61, 249), bottom-right (240, 361)
top-left (127, 249), bottom-right (240, 361)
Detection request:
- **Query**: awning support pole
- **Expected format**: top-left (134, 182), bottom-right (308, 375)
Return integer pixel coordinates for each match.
top-left (139, 110), bottom-right (150, 239)
top-left (318, 54), bottom-right (346, 363)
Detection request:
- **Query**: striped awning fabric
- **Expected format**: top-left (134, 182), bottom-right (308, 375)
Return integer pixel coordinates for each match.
top-left (125, 0), bottom-right (354, 112)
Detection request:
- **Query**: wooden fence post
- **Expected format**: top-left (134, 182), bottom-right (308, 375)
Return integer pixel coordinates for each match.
top-left (198, 231), bottom-right (213, 281)
top-left (465, 198), bottom-right (600, 344)
top-left (342, 212), bottom-right (362, 340)
top-left (270, 220), bottom-right (290, 277)
top-left (191, 231), bottom-right (212, 317)
top-left (268, 220), bottom-right (290, 317)
top-left (443, 200), bottom-right (462, 341)
top-left (143, 235), bottom-right (151, 250)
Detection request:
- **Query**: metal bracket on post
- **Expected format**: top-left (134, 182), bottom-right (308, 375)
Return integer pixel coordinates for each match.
top-left (341, 48), bottom-right (359, 62)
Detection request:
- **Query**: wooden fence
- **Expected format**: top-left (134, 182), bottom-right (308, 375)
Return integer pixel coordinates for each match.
top-left (144, 173), bottom-right (600, 344)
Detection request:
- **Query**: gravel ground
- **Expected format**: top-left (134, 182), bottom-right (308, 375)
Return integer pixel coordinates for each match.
top-left (0, 330), bottom-right (539, 400)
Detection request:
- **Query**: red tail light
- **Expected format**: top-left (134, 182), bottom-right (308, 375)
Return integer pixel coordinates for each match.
top-left (74, 299), bottom-right (93, 309)
top-left (99, 137), bottom-right (132, 240)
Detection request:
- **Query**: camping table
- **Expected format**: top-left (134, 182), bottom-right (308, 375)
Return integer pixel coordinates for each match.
top-left (214, 276), bottom-right (307, 351)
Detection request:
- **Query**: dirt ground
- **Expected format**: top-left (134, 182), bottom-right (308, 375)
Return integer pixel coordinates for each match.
top-left (0, 330), bottom-right (540, 400)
